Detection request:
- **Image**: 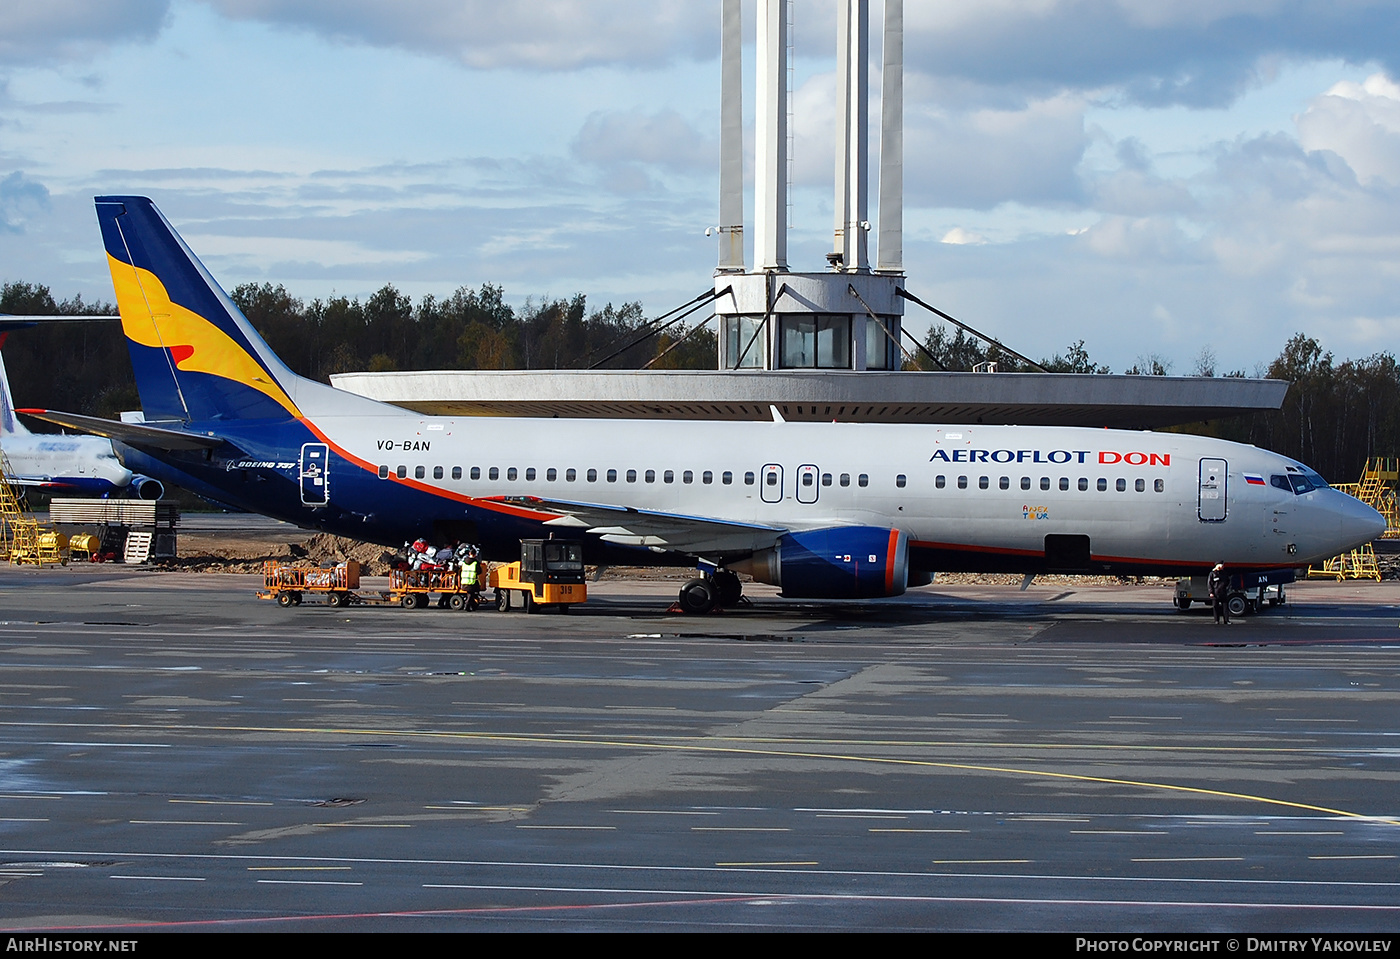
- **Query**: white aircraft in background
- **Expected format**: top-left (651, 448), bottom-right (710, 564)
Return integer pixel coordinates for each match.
top-left (20, 196), bottom-right (1387, 613)
top-left (0, 351), bottom-right (163, 500)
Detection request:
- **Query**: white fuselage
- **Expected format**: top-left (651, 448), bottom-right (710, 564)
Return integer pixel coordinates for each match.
top-left (318, 416), bottom-right (1381, 570)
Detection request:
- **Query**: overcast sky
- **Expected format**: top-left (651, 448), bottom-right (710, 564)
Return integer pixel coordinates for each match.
top-left (3, 0), bottom-right (1400, 374)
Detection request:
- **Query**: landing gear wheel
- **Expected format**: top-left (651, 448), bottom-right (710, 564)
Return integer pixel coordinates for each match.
top-left (1227, 594), bottom-right (1248, 618)
top-left (711, 570), bottom-right (742, 608)
top-left (496, 589), bottom-right (510, 612)
top-left (449, 593), bottom-right (468, 611)
top-left (277, 592), bottom-right (295, 608)
top-left (678, 577), bottom-right (716, 615)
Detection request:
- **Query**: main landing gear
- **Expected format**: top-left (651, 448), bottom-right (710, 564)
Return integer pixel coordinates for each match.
top-left (677, 569), bottom-right (743, 615)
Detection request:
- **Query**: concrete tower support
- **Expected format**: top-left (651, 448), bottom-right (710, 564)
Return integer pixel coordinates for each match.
top-left (717, 0), bottom-right (745, 273)
top-left (834, 0), bottom-right (869, 273)
top-left (754, 0), bottom-right (789, 272)
top-left (876, 0), bottom-right (903, 274)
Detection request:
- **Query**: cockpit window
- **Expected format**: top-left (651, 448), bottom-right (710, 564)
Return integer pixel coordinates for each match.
top-left (1271, 475), bottom-right (1291, 492)
top-left (1289, 473), bottom-right (1316, 494)
top-left (1274, 471), bottom-right (1326, 494)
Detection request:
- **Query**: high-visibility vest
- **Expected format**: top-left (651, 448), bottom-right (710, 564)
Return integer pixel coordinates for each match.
top-left (463, 560), bottom-right (479, 586)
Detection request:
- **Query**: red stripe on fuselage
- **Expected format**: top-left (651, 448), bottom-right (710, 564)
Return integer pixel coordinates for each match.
top-left (885, 529), bottom-right (898, 594)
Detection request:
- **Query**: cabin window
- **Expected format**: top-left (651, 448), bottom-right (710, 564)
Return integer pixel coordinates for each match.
top-left (684, 470), bottom-right (695, 484)
top-left (587, 468), bottom-right (598, 482)
top-left (1020, 477), bottom-right (1031, 490)
top-left (1135, 478), bottom-right (1145, 492)
top-left (415, 466), bottom-right (426, 480)
top-left (452, 467), bottom-right (462, 480)
top-left (1097, 478), bottom-right (1107, 491)
top-left (766, 471), bottom-right (778, 487)
top-left (1059, 477), bottom-right (1069, 491)
top-left (999, 476), bottom-right (1009, 490)
top-left (489, 467), bottom-right (499, 481)
top-left (801, 472), bottom-right (814, 488)
top-left (703, 471), bottom-right (713, 485)
top-left (1040, 477), bottom-right (1050, 491)
top-left (523, 467), bottom-right (534, 481)
top-left (1078, 477), bottom-right (1088, 491)
top-left (507, 467), bottom-right (518, 481)
top-left (935, 475), bottom-right (945, 489)
top-left (664, 470), bottom-right (674, 483)
top-left (1116, 478), bottom-right (1126, 492)
top-left (745, 471), bottom-right (755, 485)
top-left (979, 476), bottom-right (989, 489)
top-left (645, 470), bottom-right (655, 483)
top-left (840, 473), bottom-right (851, 487)
top-left (546, 468), bottom-right (556, 481)
top-left (470, 467), bottom-right (481, 481)
top-left (607, 469), bottom-right (618, 482)
top-left (957, 475), bottom-right (968, 489)
top-left (896, 474), bottom-right (907, 488)
top-left (396, 466), bottom-right (407, 478)
top-left (626, 469), bottom-right (637, 483)
top-left (821, 472), bottom-right (832, 486)
top-left (858, 474), bottom-right (869, 487)
top-left (1155, 479), bottom-right (1164, 493)
top-left (432, 466), bottom-right (443, 479)
top-left (378, 465), bottom-right (389, 479)
top-left (722, 471), bottom-right (733, 485)
top-left (566, 468), bottom-right (577, 482)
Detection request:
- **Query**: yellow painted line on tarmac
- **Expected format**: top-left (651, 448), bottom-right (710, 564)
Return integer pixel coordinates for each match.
top-left (6, 719), bottom-right (1399, 828)
top-left (314, 823), bottom-right (412, 828)
top-left (169, 799), bottom-right (272, 806)
top-left (247, 866), bottom-right (352, 871)
top-left (130, 820), bottom-right (239, 826)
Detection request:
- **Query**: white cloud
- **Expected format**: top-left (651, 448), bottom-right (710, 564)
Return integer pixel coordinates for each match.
top-left (0, 1), bottom-right (168, 63)
top-left (1297, 72), bottom-right (1400, 186)
top-left (201, 0), bottom-right (714, 70)
top-left (940, 227), bottom-right (987, 245)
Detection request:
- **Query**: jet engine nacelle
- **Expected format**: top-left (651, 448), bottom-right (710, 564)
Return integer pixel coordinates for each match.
top-left (131, 475), bottom-right (165, 500)
top-left (735, 526), bottom-right (909, 599)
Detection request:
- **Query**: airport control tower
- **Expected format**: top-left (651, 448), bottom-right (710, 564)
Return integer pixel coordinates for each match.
top-left (713, 0), bottom-right (904, 372)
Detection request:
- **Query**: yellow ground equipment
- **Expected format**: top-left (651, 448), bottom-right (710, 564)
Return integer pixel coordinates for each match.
top-left (1333, 457), bottom-right (1400, 539)
top-left (1307, 543), bottom-right (1382, 582)
top-left (388, 566), bottom-right (486, 610)
top-left (0, 446), bottom-right (66, 566)
top-left (489, 539), bottom-right (587, 612)
top-left (258, 560), bottom-right (488, 610)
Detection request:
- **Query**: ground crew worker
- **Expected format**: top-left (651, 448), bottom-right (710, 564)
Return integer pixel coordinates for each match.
top-left (1208, 563), bottom-right (1230, 625)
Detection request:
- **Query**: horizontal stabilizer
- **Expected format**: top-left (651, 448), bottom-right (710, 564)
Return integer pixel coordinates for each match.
top-left (16, 409), bottom-right (227, 451)
top-left (498, 496), bottom-right (788, 554)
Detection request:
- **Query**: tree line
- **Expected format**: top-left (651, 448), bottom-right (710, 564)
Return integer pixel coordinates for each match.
top-left (3, 278), bottom-right (1398, 485)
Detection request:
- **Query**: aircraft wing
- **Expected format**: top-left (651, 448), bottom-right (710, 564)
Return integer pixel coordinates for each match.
top-left (498, 496), bottom-right (787, 554)
top-left (16, 409), bottom-right (226, 452)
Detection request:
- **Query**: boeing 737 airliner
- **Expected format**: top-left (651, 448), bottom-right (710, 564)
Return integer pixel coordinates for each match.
top-left (21, 197), bottom-right (1386, 612)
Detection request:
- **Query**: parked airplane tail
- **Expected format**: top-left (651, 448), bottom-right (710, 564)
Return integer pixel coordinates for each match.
top-left (95, 196), bottom-right (312, 425)
top-left (0, 352), bottom-right (30, 437)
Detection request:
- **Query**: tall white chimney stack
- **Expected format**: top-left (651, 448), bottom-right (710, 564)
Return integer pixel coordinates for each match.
top-left (833, 0), bottom-right (870, 273)
top-left (754, 0), bottom-right (789, 272)
top-left (876, 0), bottom-right (903, 274)
top-left (717, 0), bottom-right (745, 272)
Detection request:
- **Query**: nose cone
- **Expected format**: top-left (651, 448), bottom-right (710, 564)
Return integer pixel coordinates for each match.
top-left (1332, 491), bottom-right (1389, 552)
